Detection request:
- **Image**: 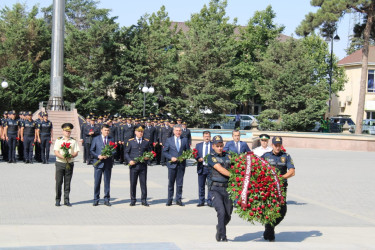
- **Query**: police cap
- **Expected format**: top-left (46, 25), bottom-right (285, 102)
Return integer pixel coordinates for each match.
top-left (272, 136), bottom-right (283, 145)
top-left (61, 123), bottom-right (74, 131)
top-left (259, 134), bottom-right (270, 140)
top-left (212, 135), bottom-right (224, 144)
top-left (134, 124), bottom-right (145, 132)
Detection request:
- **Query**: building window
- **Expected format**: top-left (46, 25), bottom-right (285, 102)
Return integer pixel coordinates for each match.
top-left (368, 70), bottom-right (375, 92)
top-left (367, 111), bottom-right (375, 119)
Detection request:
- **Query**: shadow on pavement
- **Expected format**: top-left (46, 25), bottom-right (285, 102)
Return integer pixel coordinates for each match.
top-left (233, 230), bottom-right (322, 242)
top-left (288, 200), bottom-right (307, 205)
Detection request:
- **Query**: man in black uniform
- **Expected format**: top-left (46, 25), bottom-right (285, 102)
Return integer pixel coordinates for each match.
top-left (159, 119), bottom-right (172, 166)
top-left (4, 111), bottom-right (19, 163)
top-left (124, 125), bottom-right (151, 206)
top-left (154, 119), bottom-right (163, 165)
top-left (21, 111), bottom-right (38, 164)
top-left (261, 136), bottom-right (295, 242)
top-left (83, 117), bottom-right (100, 165)
top-left (207, 135), bottom-right (232, 242)
top-left (17, 111), bottom-right (25, 162)
top-left (34, 112), bottom-right (43, 162)
top-left (181, 121), bottom-right (192, 146)
top-left (37, 112), bottom-right (53, 164)
top-left (121, 117), bottom-right (134, 165)
top-left (1, 111), bottom-right (9, 161)
top-left (80, 115), bottom-right (90, 163)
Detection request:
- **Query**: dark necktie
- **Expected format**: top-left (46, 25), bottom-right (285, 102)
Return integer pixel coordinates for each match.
top-left (204, 142), bottom-right (209, 158)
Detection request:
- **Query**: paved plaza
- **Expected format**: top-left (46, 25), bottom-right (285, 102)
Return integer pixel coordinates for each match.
top-left (0, 148), bottom-right (374, 249)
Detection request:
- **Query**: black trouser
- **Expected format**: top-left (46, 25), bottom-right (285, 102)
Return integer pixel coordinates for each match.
top-left (40, 135), bottom-right (51, 162)
top-left (34, 140), bottom-right (42, 162)
top-left (155, 143), bottom-right (162, 164)
top-left (84, 143), bottom-right (92, 163)
top-left (1, 139), bottom-right (9, 161)
top-left (55, 162), bottom-right (74, 202)
top-left (210, 185), bottom-right (233, 239)
top-left (17, 138), bottom-right (23, 161)
top-left (82, 140), bottom-right (86, 161)
top-left (118, 144), bottom-right (124, 163)
top-left (7, 134), bottom-right (17, 161)
top-left (198, 171), bottom-right (212, 204)
top-left (23, 136), bottom-right (34, 161)
top-left (264, 187), bottom-right (288, 238)
top-left (129, 163), bottom-right (148, 202)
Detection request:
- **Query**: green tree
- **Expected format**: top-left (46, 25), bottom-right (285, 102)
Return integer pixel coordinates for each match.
top-left (0, 3), bottom-right (50, 112)
top-left (231, 5), bottom-right (284, 114)
top-left (296, 0), bottom-right (375, 134)
top-left (256, 35), bottom-right (346, 131)
top-left (177, 0), bottom-right (237, 126)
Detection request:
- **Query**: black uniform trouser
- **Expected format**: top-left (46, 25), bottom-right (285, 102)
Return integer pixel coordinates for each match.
top-left (84, 143), bottom-right (92, 163)
top-left (82, 140), bottom-right (86, 161)
top-left (211, 185), bottom-right (233, 239)
top-left (264, 187), bottom-right (288, 238)
top-left (119, 144), bottom-right (124, 163)
top-left (40, 135), bottom-right (51, 162)
top-left (155, 143), bottom-right (162, 164)
top-left (7, 134), bottom-right (17, 161)
top-left (160, 143), bottom-right (167, 165)
top-left (34, 141), bottom-right (41, 162)
top-left (129, 163), bottom-right (148, 202)
top-left (23, 136), bottom-right (35, 161)
top-left (17, 137), bottom-right (24, 161)
top-left (1, 139), bottom-right (9, 161)
top-left (55, 162), bottom-right (74, 202)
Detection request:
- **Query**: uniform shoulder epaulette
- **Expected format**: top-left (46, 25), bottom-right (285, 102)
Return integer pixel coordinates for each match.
top-left (129, 138), bottom-right (135, 141)
top-left (144, 138), bottom-right (149, 141)
top-left (70, 137), bottom-right (76, 140)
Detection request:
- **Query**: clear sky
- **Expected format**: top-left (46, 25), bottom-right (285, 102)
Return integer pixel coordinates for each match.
top-left (1, 0), bottom-right (353, 59)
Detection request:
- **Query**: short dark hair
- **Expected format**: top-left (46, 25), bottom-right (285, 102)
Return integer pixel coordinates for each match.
top-left (203, 131), bottom-right (211, 136)
top-left (232, 129), bottom-right (240, 135)
top-left (101, 124), bottom-right (110, 129)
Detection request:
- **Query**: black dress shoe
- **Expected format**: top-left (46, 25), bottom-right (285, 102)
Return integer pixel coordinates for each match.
top-left (197, 203), bottom-right (205, 207)
top-left (25, 160), bottom-right (29, 164)
top-left (64, 202), bottom-right (72, 207)
top-left (216, 226), bottom-right (220, 242)
top-left (130, 202), bottom-right (136, 206)
top-left (166, 200), bottom-right (172, 206)
top-left (8, 160), bottom-right (12, 163)
top-left (55, 201), bottom-right (61, 207)
top-left (221, 237), bottom-right (228, 242)
top-left (83, 160), bottom-right (86, 163)
top-left (142, 202), bottom-right (150, 207)
top-left (104, 201), bottom-right (111, 206)
top-left (93, 201), bottom-right (99, 206)
top-left (176, 201), bottom-right (185, 206)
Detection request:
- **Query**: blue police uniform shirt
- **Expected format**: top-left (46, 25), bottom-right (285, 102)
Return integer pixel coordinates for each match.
top-left (38, 120), bottom-right (53, 135)
top-left (5, 119), bottom-right (19, 134)
top-left (22, 120), bottom-right (37, 137)
top-left (261, 151), bottom-right (295, 184)
top-left (206, 151), bottom-right (231, 183)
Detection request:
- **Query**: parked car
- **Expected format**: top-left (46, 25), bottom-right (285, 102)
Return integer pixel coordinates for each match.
top-left (210, 114), bottom-right (257, 130)
top-left (329, 117), bottom-right (355, 133)
top-left (362, 119), bottom-right (375, 135)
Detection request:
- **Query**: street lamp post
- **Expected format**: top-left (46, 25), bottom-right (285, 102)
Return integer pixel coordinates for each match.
top-left (0, 77), bottom-right (9, 89)
top-left (327, 33), bottom-right (340, 114)
top-left (140, 80), bottom-right (155, 117)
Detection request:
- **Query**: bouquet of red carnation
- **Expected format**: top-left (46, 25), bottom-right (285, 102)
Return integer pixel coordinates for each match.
top-left (93, 141), bottom-right (117, 167)
top-left (192, 148), bottom-right (198, 159)
top-left (89, 129), bottom-right (93, 132)
top-left (170, 149), bottom-right (194, 163)
top-left (281, 146), bottom-right (286, 152)
top-left (60, 142), bottom-right (72, 170)
top-left (16, 137), bottom-right (20, 141)
top-left (152, 142), bottom-right (157, 147)
top-left (134, 151), bottom-right (157, 163)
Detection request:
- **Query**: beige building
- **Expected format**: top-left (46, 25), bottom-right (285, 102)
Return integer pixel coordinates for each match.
top-left (333, 46), bottom-right (375, 120)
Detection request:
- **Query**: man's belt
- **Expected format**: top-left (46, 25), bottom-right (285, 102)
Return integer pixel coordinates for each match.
top-left (212, 181), bottom-right (228, 187)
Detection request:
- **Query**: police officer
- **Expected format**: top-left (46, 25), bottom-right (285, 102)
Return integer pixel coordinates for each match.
top-left (34, 112), bottom-right (43, 162)
top-left (17, 111), bottom-right (25, 162)
top-left (1, 111), bottom-right (9, 161)
top-left (83, 117), bottom-right (100, 165)
top-left (181, 121), bottom-right (192, 146)
top-left (154, 118), bottom-right (163, 165)
top-left (124, 125), bottom-right (151, 206)
top-left (159, 119), bottom-right (172, 166)
top-left (37, 112), bottom-right (53, 164)
top-left (261, 136), bottom-right (295, 242)
top-left (21, 111), bottom-right (38, 164)
top-left (206, 135), bottom-right (232, 242)
top-left (121, 116), bottom-right (134, 165)
top-left (4, 110), bottom-right (19, 163)
top-left (80, 115), bottom-right (90, 163)
top-left (53, 123), bottom-right (80, 206)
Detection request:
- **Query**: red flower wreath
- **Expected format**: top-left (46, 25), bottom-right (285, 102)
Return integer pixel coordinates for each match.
top-left (227, 152), bottom-right (286, 226)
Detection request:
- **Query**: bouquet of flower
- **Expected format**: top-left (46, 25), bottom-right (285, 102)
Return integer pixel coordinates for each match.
top-left (170, 149), bottom-right (194, 163)
top-left (60, 142), bottom-right (72, 170)
top-left (227, 152), bottom-right (286, 226)
top-left (192, 148), bottom-right (198, 159)
top-left (134, 151), bottom-right (157, 163)
top-left (93, 141), bottom-right (117, 167)
top-left (281, 146), bottom-right (286, 153)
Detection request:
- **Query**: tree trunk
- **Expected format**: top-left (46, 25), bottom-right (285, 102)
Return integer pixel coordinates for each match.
top-left (355, 6), bottom-right (374, 134)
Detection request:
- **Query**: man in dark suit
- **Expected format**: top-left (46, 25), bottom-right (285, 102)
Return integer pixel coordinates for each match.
top-left (124, 125), bottom-right (151, 207)
top-left (194, 130), bottom-right (213, 207)
top-left (223, 130), bottom-right (250, 154)
top-left (163, 124), bottom-right (190, 206)
top-left (90, 124), bottom-right (115, 206)
top-left (181, 121), bottom-right (192, 146)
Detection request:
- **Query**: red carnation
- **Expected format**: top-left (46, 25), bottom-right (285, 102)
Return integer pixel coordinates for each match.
top-left (49, 141), bottom-right (52, 144)
top-left (250, 212), bottom-right (254, 216)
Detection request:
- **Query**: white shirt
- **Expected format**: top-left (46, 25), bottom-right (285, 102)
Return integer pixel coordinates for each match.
top-left (53, 137), bottom-right (80, 163)
top-left (253, 146), bottom-right (272, 157)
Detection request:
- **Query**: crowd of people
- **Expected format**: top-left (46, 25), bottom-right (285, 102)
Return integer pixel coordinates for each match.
top-left (1, 110), bottom-right (295, 242)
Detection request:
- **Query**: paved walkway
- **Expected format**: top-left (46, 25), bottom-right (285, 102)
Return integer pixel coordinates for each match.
top-left (0, 148), bottom-right (374, 249)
